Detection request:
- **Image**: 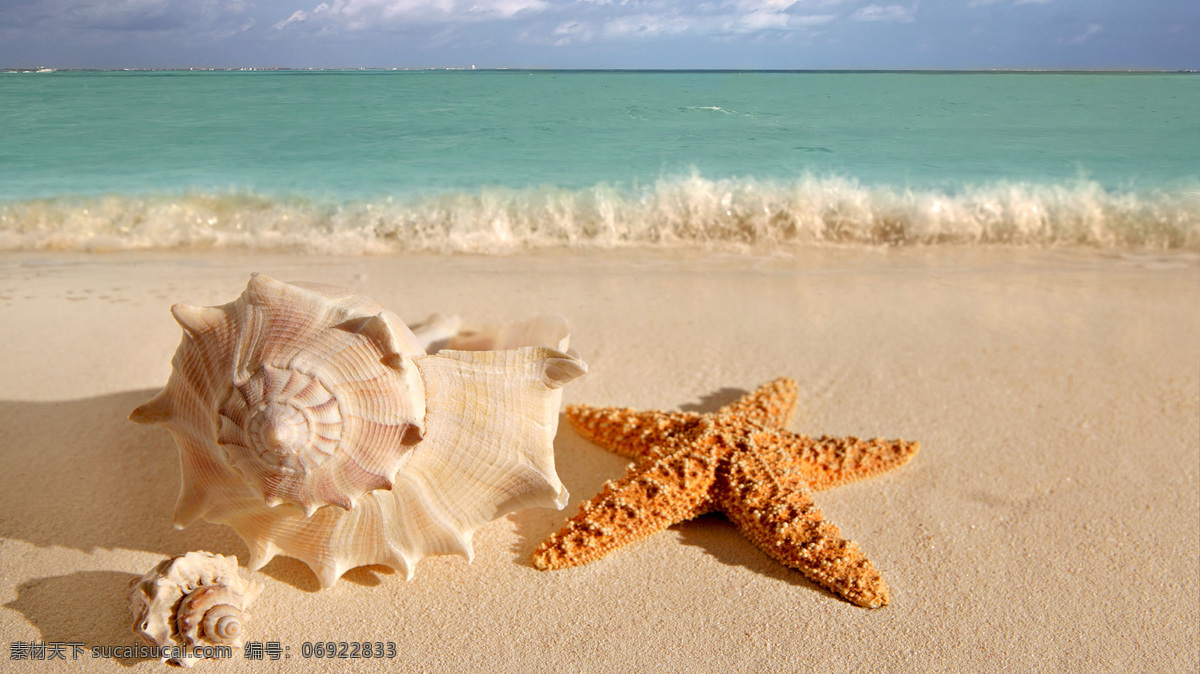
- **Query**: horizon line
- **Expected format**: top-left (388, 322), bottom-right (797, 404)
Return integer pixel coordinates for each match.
top-left (3, 66), bottom-right (1195, 75)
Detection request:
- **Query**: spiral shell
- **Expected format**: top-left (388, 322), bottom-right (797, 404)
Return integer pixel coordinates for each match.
top-left (138, 275), bottom-right (427, 516)
top-left (131, 274), bottom-right (586, 588)
top-left (129, 551), bottom-right (262, 668)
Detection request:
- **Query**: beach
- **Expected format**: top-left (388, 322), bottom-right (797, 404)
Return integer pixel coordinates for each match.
top-left (1, 246), bottom-right (1196, 672)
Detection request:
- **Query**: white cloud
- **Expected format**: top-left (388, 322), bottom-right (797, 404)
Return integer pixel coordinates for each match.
top-left (470, 0), bottom-right (550, 17)
top-left (583, 0), bottom-right (837, 41)
top-left (269, 0), bottom-right (842, 42)
top-left (726, 0), bottom-right (837, 33)
top-left (851, 3), bottom-right (916, 23)
top-left (275, 0), bottom-right (548, 31)
top-left (603, 12), bottom-right (691, 37)
top-left (969, 0), bottom-right (1054, 6)
top-left (1067, 22), bottom-right (1102, 44)
top-left (261, 0), bottom-right (866, 48)
top-left (729, 0), bottom-right (797, 10)
top-left (552, 18), bottom-right (592, 43)
top-left (275, 4), bottom-right (326, 29)
top-left (736, 10), bottom-right (791, 30)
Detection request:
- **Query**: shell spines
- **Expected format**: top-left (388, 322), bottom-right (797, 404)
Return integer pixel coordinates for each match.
top-left (134, 275), bottom-right (586, 588)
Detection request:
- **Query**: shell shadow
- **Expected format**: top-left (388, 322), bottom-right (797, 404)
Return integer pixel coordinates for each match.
top-left (4, 571), bottom-right (149, 667)
top-left (507, 414), bottom-right (629, 567)
top-left (0, 391), bottom-right (245, 559)
top-left (254, 557), bottom-right (324, 592)
top-left (0, 389), bottom-right (362, 593)
top-left (254, 557), bottom-right (397, 592)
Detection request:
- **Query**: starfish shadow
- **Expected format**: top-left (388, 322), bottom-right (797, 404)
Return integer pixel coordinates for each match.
top-left (4, 571), bottom-right (150, 667)
top-left (678, 387), bottom-right (750, 414)
top-left (673, 515), bottom-right (841, 596)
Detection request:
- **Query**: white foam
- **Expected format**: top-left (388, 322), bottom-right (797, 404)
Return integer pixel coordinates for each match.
top-left (1, 175), bottom-right (1196, 254)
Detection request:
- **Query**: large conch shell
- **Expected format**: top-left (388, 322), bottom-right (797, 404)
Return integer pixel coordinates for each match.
top-left (131, 274), bottom-right (586, 588)
top-left (129, 551), bottom-right (262, 668)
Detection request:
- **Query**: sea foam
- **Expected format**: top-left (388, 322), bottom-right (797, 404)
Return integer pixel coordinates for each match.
top-left (1, 175), bottom-right (1196, 254)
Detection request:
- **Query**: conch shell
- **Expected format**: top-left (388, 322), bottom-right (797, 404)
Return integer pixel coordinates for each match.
top-left (129, 551), bottom-right (262, 668)
top-left (131, 274), bottom-right (586, 587)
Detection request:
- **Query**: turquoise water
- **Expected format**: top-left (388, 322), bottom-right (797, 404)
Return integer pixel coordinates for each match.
top-left (1, 70), bottom-right (1197, 252)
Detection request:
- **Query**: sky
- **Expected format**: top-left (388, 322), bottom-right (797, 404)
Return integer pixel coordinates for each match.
top-left (0, 0), bottom-right (1196, 70)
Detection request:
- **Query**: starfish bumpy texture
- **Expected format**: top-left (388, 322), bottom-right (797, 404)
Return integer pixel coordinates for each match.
top-left (532, 378), bottom-right (918, 608)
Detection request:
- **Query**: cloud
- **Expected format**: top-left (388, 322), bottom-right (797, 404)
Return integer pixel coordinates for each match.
top-left (272, 0), bottom-right (840, 41)
top-left (274, 0), bottom-right (549, 31)
top-left (850, 4), bottom-right (916, 23)
top-left (729, 0), bottom-right (798, 10)
top-left (469, 0), bottom-right (550, 17)
top-left (585, 0), bottom-right (837, 41)
top-left (603, 13), bottom-right (689, 37)
top-left (969, 0), bottom-right (1053, 6)
top-left (737, 10), bottom-right (791, 31)
top-left (1066, 22), bottom-right (1102, 45)
top-left (552, 18), bottom-right (593, 44)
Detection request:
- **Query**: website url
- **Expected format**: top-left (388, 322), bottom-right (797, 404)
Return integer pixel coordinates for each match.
top-left (91, 644), bottom-right (233, 660)
top-left (7, 641), bottom-right (233, 661)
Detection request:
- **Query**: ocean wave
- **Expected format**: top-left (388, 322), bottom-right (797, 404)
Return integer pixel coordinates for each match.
top-left (1, 175), bottom-right (1197, 254)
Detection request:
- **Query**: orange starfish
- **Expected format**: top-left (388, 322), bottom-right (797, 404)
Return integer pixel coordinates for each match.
top-left (533, 378), bottom-right (919, 608)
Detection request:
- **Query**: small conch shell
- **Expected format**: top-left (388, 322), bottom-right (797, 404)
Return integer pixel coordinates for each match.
top-left (129, 551), bottom-right (262, 668)
top-left (131, 274), bottom-right (586, 588)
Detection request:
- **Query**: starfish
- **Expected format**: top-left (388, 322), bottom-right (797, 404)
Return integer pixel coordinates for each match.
top-left (532, 378), bottom-right (919, 608)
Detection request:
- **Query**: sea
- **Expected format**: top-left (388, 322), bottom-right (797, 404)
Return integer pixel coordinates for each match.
top-left (1, 69), bottom-right (1197, 254)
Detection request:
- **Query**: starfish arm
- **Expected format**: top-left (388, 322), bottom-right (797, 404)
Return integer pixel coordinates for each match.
top-left (721, 459), bottom-right (891, 608)
top-left (558, 381), bottom-right (917, 608)
top-left (565, 404), bottom-right (699, 463)
top-left (532, 451), bottom-right (720, 570)
top-left (773, 434), bottom-right (920, 492)
top-left (716, 377), bottom-right (799, 429)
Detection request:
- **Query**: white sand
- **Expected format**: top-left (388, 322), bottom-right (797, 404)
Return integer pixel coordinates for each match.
top-left (1, 248), bottom-right (1197, 672)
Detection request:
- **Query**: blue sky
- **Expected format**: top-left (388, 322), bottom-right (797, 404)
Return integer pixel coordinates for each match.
top-left (1, 0), bottom-right (1196, 69)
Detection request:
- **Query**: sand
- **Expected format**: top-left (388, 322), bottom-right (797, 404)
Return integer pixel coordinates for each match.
top-left (1, 247), bottom-right (1197, 672)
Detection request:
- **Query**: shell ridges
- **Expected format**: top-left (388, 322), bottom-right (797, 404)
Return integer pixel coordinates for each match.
top-left (128, 551), bottom-right (262, 668)
top-left (134, 275), bottom-right (587, 588)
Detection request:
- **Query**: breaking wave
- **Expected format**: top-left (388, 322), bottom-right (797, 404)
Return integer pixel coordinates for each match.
top-left (1, 174), bottom-right (1197, 254)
